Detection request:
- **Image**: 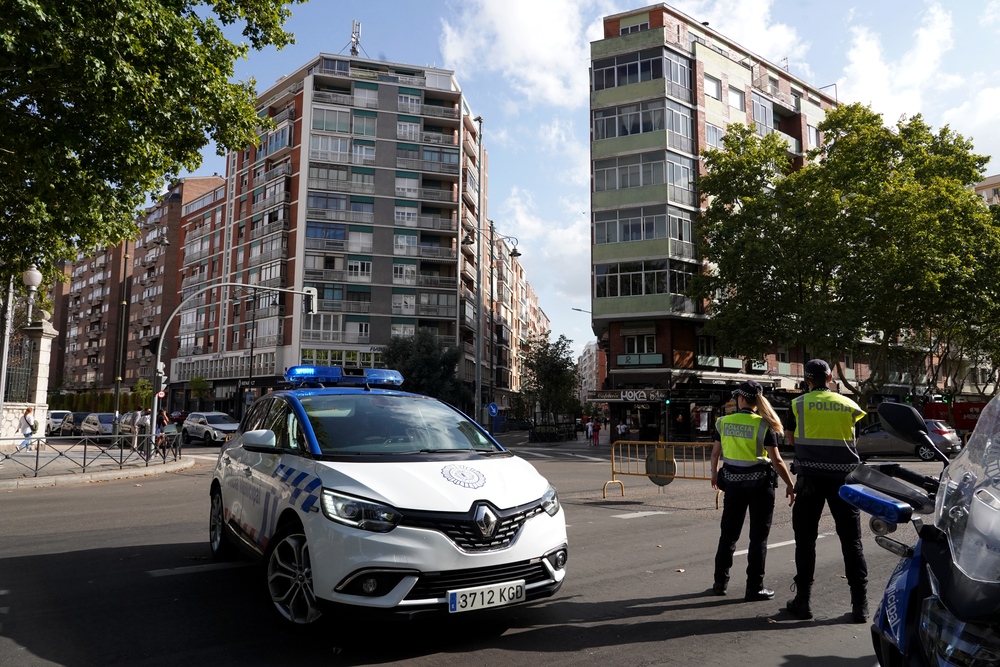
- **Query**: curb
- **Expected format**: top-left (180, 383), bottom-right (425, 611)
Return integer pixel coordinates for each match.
top-left (0, 457), bottom-right (196, 491)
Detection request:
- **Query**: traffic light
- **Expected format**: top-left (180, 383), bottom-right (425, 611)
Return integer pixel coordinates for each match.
top-left (664, 391), bottom-right (671, 406)
top-left (904, 395), bottom-right (912, 403)
top-left (157, 361), bottom-right (168, 391)
top-left (302, 287), bottom-right (318, 315)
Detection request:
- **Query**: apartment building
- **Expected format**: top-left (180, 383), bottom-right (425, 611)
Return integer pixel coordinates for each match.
top-left (170, 53), bottom-right (543, 418)
top-left (588, 4), bottom-right (837, 440)
top-left (576, 341), bottom-right (607, 405)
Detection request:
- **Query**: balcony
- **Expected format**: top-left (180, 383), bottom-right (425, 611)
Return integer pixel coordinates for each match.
top-left (183, 246), bottom-right (212, 265)
top-left (312, 90), bottom-right (379, 109)
top-left (395, 158), bottom-right (460, 175)
top-left (179, 321), bottom-right (207, 334)
top-left (307, 177), bottom-right (375, 195)
top-left (255, 162), bottom-right (292, 186)
top-left (393, 186), bottom-right (456, 203)
top-left (270, 106), bottom-right (296, 125)
top-left (300, 330), bottom-right (370, 344)
top-left (249, 304), bottom-right (285, 319)
top-left (391, 304), bottom-right (416, 316)
top-left (394, 214), bottom-right (458, 231)
top-left (392, 275), bottom-right (417, 286)
top-left (304, 268), bottom-right (345, 282)
top-left (774, 129), bottom-right (802, 154)
top-left (668, 185), bottom-right (697, 207)
top-left (251, 218), bottom-right (289, 240)
top-left (258, 276), bottom-right (286, 289)
top-left (319, 300), bottom-right (371, 313)
top-left (306, 208), bottom-right (374, 224)
top-left (178, 346), bottom-right (204, 357)
top-left (396, 102), bottom-right (458, 119)
top-left (420, 275), bottom-right (458, 288)
top-left (308, 149), bottom-right (375, 166)
top-left (251, 191), bottom-right (291, 215)
top-left (181, 273), bottom-right (209, 289)
top-left (394, 246), bottom-right (457, 259)
top-left (187, 223), bottom-right (211, 241)
top-left (248, 247), bottom-right (288, 267)
top-left (417, 305), bottom-right (457, 317)
top-left (254, 334), bottom-right (284, 347)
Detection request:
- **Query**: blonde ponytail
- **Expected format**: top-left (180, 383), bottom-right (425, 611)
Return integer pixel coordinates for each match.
top-left (747, 394), bottom-right (783, 436)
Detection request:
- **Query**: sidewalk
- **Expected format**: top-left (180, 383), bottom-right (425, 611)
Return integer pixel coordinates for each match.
top-left (0, 441), bottom-right (195, 491)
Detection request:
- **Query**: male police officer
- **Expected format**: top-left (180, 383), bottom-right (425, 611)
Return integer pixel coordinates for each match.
top-left (784, 359), bottom-right (868, 622)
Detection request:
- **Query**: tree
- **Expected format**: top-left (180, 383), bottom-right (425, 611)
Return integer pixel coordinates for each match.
top-left (133, 378), bottom-right (153, 407)
top-left (0, 0), bottom-right (300, 276)
top-left (380, 328), bottom-right (472, 408)
top-left (520, 334), bottom-right (579, 419)
top-left (189, 375), bottom-right (212, 409)
top-left (694, 104), bottom-right (1000, 403)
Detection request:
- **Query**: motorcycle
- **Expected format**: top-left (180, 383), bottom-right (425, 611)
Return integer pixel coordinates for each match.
top-left (838, 400), bottom-right (1000, 666)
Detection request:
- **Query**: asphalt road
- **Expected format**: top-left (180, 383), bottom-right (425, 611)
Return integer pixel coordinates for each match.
top-left (0, 439), bottom-right (944, 667)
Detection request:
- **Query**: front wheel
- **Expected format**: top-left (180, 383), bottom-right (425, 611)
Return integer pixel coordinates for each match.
top-left (182, 430), bottom-right (191, 446)
top-left (264, 524), bottom-right (323, 625)
top-left (916, 443), bottom-right (937, 462)
top-left (209, 489), bottom-right (237, 560)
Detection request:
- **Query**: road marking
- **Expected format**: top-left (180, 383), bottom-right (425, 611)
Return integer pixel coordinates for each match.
top-left (181, 454), bottom-right (220, 461)
top-left (513, 450), bottom-right (554, 458)
top-left (734, 533), bottom-right (828, 557)
top-left (612, 511), bottom-right (669, 519)
top-left (566, 453), bottom-right (606, 462)
top-left (148, 562), bottom-right (251, 577)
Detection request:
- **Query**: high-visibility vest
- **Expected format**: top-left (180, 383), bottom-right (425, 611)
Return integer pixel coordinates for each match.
top-left (716, 411), bottom-right (769, 467)
top-left (792, 389), bottom-right (864, 477)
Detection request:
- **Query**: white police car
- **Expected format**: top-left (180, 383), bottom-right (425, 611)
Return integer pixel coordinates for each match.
top-left (209, 365), bottom-right (568, 625)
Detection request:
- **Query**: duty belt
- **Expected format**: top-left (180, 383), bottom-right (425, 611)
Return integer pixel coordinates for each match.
top-left (724, 470), bottom-right (768, 482)
top-left (794, 460), bottom-right (858, 473)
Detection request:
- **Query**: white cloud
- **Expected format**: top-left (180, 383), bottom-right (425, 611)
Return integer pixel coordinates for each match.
top-left (440, 0), bottom-right (599, 109)
top-left (837, 3), bottom-right (955, 123)
top-left (983, 1), bottom-right (1000, 29)
top-left (941, 87), bottom-right (1000, 168)
top-left (536, 117), bottom-right (591, 187)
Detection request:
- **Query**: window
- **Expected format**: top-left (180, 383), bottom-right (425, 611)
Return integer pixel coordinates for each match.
top-left (706, 123), bottom-right (725, 149)
top-left (307, 192), bottom-right (347, 210)
top-left (594, 260), bottom-right (670, 298)
top-left (776, 348), bottom-right (789, 363)
top-left (397, 120), bottom-right (420, 140)
top-left (391, 294), bottom-right (415, 314)
top-left (729, 86), bottom-right (745, 111)
top-left (312, 107), bottom-right (350, 133)
top-left (625, 335), bottom-right (655, 354)
top-left (308, 164), bottom-right (347, 184)
top-left (310, 134), bottom-right (349, 162)
top-left (392, 263), bottom-right (416, 283)
top-left (398, 93), bottom-right (421, 111)
top-left (593, 151), bottom-right (668, 192)
top-left (394, 234), bottom-right (417, 251)
top-left (593, 99), bottom-right (672, 141)
top-left (751, 92), bottom-right (774, 136)
top-left (395, 176), bottom-right (418, 197)
top-left (592, 48), bottom-right (674, 92)
top-left (347, 259), bottom-right (372, 279)
top-left (704, 75), bottom-right (721, 100)
top-left (352, 142), bottom-right (375, 164)
top-left (354, 86), bottom-right (377, 108)
top-left (391, 323), bottom-right (415, 337)
top-left (394, 205), bottom-right (417, 225)
top-left (698, 337), bottom-right (714, 357)
top-left (808, 125), bottom-right (820, 149)
top-left (352, 114), bottom-right (376, 136)
top-left (620, 22), bottom-right (649, 34)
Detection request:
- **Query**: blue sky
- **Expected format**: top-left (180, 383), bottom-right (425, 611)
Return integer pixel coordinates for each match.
top-left (193, 0), bottom-right (1000, 358)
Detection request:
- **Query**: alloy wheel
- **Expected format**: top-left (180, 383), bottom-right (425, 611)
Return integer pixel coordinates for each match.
top-left (266, 532), bottom-right (321, 624)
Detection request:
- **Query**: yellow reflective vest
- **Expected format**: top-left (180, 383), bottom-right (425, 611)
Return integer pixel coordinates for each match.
top-left (791, 389), bottom-right (865, 478)
top-left (716, 411), bottom-right (769, 467)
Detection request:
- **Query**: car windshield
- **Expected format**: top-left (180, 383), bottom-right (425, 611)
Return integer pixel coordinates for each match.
top-left (206, 414), bottom-right (237, 425)
top-left (299, 393), bottom-right (500, 455)
top-left (98, 414), bottom-right (115, 423)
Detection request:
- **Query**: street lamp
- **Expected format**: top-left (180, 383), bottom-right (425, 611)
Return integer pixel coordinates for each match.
top-left (0, 263), bottom-right (44, 417)
top-left (462, 219), bottom-right (520, 433)
top-left (571, 307), bottom-right (591, 314)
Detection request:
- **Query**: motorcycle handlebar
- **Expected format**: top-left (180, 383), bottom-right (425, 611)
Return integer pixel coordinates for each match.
top-left (869, 462), bottom-right (940, 495)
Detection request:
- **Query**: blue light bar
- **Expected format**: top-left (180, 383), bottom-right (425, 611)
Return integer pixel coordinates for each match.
top-left (839, 484), bottom-right (913, 525)
top-left (284, 365), bottom-right (404, 388)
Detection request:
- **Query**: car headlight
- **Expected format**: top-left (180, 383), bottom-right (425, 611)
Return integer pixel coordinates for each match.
top-left (321, 489), bottom-right (401, 533)
top-left (541, 484), bottom-right (560, 517)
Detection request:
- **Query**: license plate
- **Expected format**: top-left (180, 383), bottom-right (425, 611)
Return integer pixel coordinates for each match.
top-left (448, 579), bottom-right (525, 613)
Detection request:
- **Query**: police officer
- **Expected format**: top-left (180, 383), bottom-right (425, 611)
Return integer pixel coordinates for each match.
top-left (784, 359), bottom-right (868, 622)
top-left (710, 380), bottom-right (795, 600)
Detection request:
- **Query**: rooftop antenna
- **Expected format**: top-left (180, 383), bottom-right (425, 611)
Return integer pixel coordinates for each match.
top-left (350, 20), bottom-right (361, 57)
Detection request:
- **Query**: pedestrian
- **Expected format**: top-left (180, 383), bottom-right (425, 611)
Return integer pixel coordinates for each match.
top-left (15, 407), bottom-right (36, 452)
top-left (129, 409), bottom-right (140, 451)
top-left (710, 381), bottom-right (795, 600)
top-left (592, 419), bottom-right (601, 446)
top-left (784, 359), bottom-right (869, 622)
top-left (155, 409), bottom-right (169, 454)
top-left (586, 420), bottom-right (593, 443)
top-left (138, 408), bottom-right (152, 458)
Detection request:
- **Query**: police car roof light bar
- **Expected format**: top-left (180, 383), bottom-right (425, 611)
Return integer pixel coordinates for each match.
top-left (284, 365), bottom-right (404, 388)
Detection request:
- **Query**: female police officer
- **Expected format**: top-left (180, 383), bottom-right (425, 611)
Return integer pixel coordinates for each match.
top-left (710, 380), bottom-right (795, 600)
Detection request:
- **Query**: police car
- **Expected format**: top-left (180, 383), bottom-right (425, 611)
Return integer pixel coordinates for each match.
top-left (209, 365), bottom-right (568, 625)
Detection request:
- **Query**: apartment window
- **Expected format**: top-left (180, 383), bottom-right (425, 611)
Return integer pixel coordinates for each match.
top-left (704, 75), bottom-right (721, 100)
top-left (392, 263), bottom-right (416, 283)
top-left (309, 134), bottom-right (349, 161)
top-left (308, 164), bottom-right (347, 183)
top-left (391, 294), bottom-right (415, 314)
top-left (393, 234), bottom-right (417, 250)
top-left (620, 22), bottom-right (649, 34)
top-left (776, 348), bottom-right (789, 363)
top-left (669, 262), bottom-right (697, 295)
top-left (347, 260), bottom-right (372, 279)
top-left (395, 176), bottom-right (418, 197)
top-left (706, 123), bottom-right (725, 149)
top-left (391, 323), bottom-right (416, 337)
top-left (624, 335), bottom-right (655, 354)
top-left (729, 86), bottom-right (745, 111)
top-left (352, 142), bottom-right (375, 163)
top-left (593, 99), bottom-right (678, 140)
top-left (594, 260), bottom-right (669, 298)
top-left (397, 120), bottom-right (420, 140)
top-left (698, 337), bottom-right (714, 357)
top-left (751, 92), bottom-right (774, 136)
top-left (352, 113), bottom-right (376, 136)
top-left (394, 205), bottom-right (417, 225)
top-left (354, 87), bottom-right (378, 107)
top-left (312, 107), bottom-right (350, 134)
top-left (398, 93), bottom-right (421, 110)
top-left (808, 124), bottom-right (820, 149)
top-left (307, 192), bottom-right (347, 210)
top-left (593, 151), bottom-right (668, 192)
top-left (592, 48), bottom-right (670, 91)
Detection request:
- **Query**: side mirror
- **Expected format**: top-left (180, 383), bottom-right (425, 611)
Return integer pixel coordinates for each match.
top-left (877, 402), bottom-right (926, 443)
top-left (242, 429), bottom-right (276, 452)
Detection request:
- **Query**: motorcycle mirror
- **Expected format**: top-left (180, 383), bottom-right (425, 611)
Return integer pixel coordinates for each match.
top-left (877, 402), bottom-right (950, 465)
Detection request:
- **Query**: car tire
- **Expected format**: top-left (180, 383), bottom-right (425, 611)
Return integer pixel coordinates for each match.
top-left (182, 429), bottom-right (191, 446)
top-left (264, 521), bottom-right (323, 625)
top-left (916, 444), bottom-right (937, 462)
top-left (209, 488), bottom-right (237, 561)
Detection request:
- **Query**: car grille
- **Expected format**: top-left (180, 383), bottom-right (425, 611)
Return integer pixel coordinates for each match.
top-left (404, 559), bottom-right (551, 601)
top-left (400, 502), bottom-right (544, 552)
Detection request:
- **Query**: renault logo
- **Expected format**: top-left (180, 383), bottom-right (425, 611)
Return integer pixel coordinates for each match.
top-left (474, 505), bottom-right (498, 538)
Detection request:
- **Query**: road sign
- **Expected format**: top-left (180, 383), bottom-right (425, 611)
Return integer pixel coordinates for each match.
top-left (488, 403), bottom-right (499, 417)
top-left (157, 390), bottom-right (166, 398)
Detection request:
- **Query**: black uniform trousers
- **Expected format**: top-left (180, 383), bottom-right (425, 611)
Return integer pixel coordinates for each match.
top-left (791, 474), bottom-right (868, 591)
top-left (714, 477), bottom-right (775, 592)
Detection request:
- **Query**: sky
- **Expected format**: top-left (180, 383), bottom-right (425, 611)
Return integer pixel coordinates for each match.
top-left (192, 0), bottom-right (1000, 359)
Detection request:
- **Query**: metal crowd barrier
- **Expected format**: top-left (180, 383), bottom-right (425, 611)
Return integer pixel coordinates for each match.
top-left (0, 432), bottom-right (183, 479)
top-left (604, 440), bottom-right (722, 507)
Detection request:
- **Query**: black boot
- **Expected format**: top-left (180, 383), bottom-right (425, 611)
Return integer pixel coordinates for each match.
top-left (785, 582), bottom-right (813, 619)
top-left (851, 587), bottom-right (869, 624)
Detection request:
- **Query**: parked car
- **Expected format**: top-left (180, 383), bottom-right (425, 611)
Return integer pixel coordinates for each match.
top-left (856, 419), bottom-right (963, 461)
top-left (118, 411), bottom-right (137, 435)
top-left (58, 412), bottom-right (91, 437)
top-left (209, 364), bottom-right (567, 625)
top-left (46, 410), bottom-right (71, 436)
top-left (80, 413), bottom-right (116, 442)
top-left (170, 410), bottom-right (189, 425)
top-left (182, 412), bottom-right (239, 445)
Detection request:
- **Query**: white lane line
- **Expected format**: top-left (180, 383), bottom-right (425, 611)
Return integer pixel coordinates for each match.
top-left (182, 454), bottom-right (220, 461)
top-left (734, 533), bottom-right (828, 557)
top-left (566, 453), bottom-right (606, 462)
top-left (514, 451), bottom-right (555, 459)
top-left (612, 511), bottom-right (669, 519)
top-left (148, 561), bottom-right (252, 577)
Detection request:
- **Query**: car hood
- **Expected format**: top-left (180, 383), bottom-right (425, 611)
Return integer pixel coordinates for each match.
top-left (314, 456), bottom-right (550, 512)
top-left (207, 423), bottom-right (239, 432)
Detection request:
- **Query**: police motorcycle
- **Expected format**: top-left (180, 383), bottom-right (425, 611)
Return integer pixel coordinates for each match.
top-left (837, 400), bottom-right (1000, 666)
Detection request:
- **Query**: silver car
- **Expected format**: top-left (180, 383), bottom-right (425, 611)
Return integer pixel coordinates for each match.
top-left (181, 412), bottom-right (239, 445)
top-left (856, 419), bottom-right (963, 461)
top-left (46, 410), bottom-right (71, 436)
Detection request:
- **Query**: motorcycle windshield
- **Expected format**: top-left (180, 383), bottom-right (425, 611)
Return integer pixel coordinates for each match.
top-left (935, 397), bottom-right (1000, 583)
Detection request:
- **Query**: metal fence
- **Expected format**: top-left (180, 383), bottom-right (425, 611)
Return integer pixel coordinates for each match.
top-left (604, 440), bottom-right (722, 508)
top-left (3, 332), bottom-right (33, 403)
top-left (0, 432), bottom-right (182, 479)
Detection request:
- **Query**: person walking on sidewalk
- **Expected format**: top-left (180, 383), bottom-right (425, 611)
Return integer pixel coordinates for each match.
top-left (16, 407), bottom-right (36, 452)
top-left (591, 419), bottom-right (601, 446)
top-left (710, 381), bottom-right (795, 600)
top-left (784, 359), bottom-right (869, 623)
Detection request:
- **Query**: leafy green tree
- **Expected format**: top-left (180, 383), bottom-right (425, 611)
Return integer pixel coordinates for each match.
top-left (0, 0), bottom-right (300, 275)
top-left (189, 375), bottom-right (212, 409)
top-left (520, 333), bottom-right (579, 419)
top-left (133, 378), bottom-right (153, 407)
top-left (381, 328), bottom-right (471, 408)
top-left (694, 103), bottom-right (1000, 404)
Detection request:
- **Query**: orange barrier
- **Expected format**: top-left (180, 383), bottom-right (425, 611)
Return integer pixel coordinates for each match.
top-left (603, 440), bottom-right (722, 508)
